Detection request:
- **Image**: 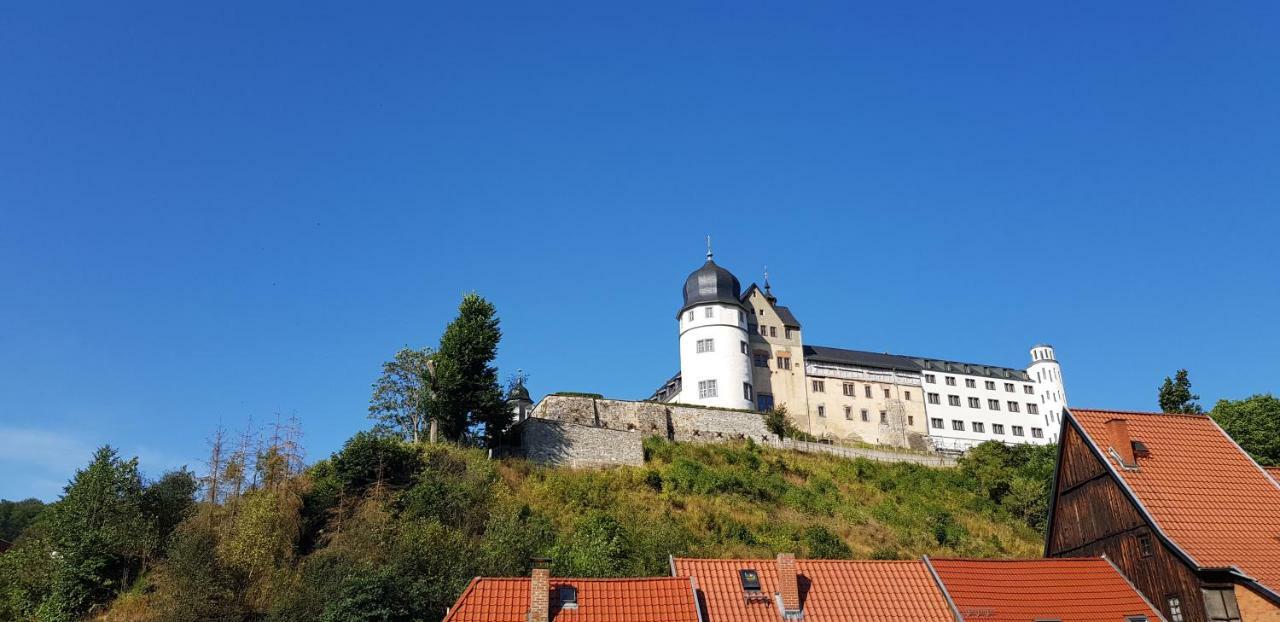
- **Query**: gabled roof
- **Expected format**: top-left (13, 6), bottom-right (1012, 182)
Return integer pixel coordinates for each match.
top-left (1068, 408), bottom-right (1280, 599)
top-left (443, 577), bottom-right (700, 622)
top-left (740, 283), bottom-right (801, 328)
top-left (803, 345), bottom-right (923, 372)
top-left (671, 557), bottom-right (954, 622)
top-left (928, 557), bottom-right (1163, 621)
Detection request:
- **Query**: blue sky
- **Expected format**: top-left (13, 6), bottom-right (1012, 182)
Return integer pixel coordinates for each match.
top-left (3, 2), bottom-right (1278, 501)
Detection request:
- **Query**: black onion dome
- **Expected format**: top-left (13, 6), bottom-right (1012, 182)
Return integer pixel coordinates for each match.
top-left (680, 259), bottom-right (743, 316)
top-left (507, 380), bottom-right (532, 403)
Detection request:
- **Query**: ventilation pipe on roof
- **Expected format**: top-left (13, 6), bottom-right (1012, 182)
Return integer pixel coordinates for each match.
top-left (1105, 419), bottom-right (1138, 469)
top-left (529, 558), bottom-right (551, 622)
top-left (775, 553), bottom-right (802, 619)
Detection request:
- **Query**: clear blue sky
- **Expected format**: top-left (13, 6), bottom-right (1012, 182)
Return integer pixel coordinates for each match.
top-left (3, 2), bottom-right (1278, 501)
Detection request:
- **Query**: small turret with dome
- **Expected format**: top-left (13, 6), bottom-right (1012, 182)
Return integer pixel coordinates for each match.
top-left (675, 238), bottom-right (754, 410)
top-left (506, 372), bottom-right (534, 423)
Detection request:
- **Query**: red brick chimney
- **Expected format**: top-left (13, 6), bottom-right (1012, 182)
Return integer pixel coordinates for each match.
top-left (776, 553), bottom-right (801, 616)
top-left (1106, 418), bottom-right (1137, 468)
top-left (529, 561), bottom-right (551, 622)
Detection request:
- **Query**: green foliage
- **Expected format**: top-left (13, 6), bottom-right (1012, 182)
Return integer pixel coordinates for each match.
top-left (429, 293), bottom-right (509, 447)
top-left (0, 497), bottom-right (45, 542)
top-left (1158, 368), bottom-right (1203, 414)
top-left (332, 431), bottom-right (423, 493)
top-left (956, 441), bottom-right (1057, 532)
top-left (369, 346), bottom-right (435, 443)
top-left (802, 525), bottom-right (851, 559)
top-left (1211, 394), bottom-right (1280, 466)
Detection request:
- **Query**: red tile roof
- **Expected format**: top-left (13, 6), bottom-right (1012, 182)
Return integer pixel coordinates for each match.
top-left (672, 557), bottom-right (955, 622)
top-left (928, 557), bottom-right (1161, 621)
top-left (442, 576), bottom-right (700, 622)
top-left (1070, 408), bottom-right (1280, 596)
top-left (1266, 466), bottom-right (1280, 483)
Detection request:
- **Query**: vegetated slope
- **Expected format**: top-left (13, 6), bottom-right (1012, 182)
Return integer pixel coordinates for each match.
top-left (5, 434), bottom-right (1050, 622)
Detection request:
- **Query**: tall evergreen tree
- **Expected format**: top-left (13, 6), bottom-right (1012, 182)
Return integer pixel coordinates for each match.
top-left (1158, 369), bottom-right (1202, 414)
top-left (368, 347), bottom-right (435, 443)
top-left (429, 293), bottom-right (509, 447)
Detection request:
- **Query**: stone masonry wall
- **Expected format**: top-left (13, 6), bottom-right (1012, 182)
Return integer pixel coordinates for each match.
top-left (530, 395), bottom-right (774, 444)
top-left (519, 418), bottom-right (645, 468)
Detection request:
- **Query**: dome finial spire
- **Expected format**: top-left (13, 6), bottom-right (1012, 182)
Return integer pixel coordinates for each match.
top-left (764, 265), bottom-right (771, 295)
top-left (705, 235), bottom-right (713, 261)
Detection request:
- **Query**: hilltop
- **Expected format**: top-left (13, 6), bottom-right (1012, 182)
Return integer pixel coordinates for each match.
top-left (0, 435), bottom-right (1052, 622)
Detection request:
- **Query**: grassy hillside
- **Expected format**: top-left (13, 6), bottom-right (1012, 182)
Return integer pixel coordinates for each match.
top-left (0, 435), bottom-right (1051, 622)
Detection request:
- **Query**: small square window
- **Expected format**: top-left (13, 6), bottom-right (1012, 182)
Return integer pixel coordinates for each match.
top-left (904, 390), bottom-right (911, 400)
top-left (968, 397), bottom-right (981, 408)
top-left (992, 424), bottom-right (1005, 435)
top-left (985, 380), bottom-right (996, 390)
top-left (817, 404), bottom-right (826, 418)
top-left (1004, 382), bottom-right (1015, 392)
top-left (988, 399), bottom-right (1000, 411)
top-left (1031, 427), bottom-right (1044, 438)
top-left (879, 411), bottom-right (887, 424)
top-left (705, 306), bottom-right (714, 318)
top-left (740, 341), bottom-right (748, 354)
top-left (965, 378), bottom-right (976, 388)
top-left (945, 376), bottom-right (956, 386)
top-left (861, 409), bottom-right (870, 422)
top-left (952, 420), bottom-right (964, 431)
top-left (1012, 425), bottom-right (1024, 436)
top-left (769, 326), bottom-right (777, 338)
top-left (931, 418), bottom-right (943, 429)
top-left (1138, 533), bottom-right (1153, 558)
top-left (844, 406), bottom-right (852, 420)
top-left (698, 380), bottom-right (718, 399)
top-left (925, 374), bottom-right (936, 383)
top-left (948, 395), bottom-right (961, 406)
top-left (972, 422), bottom-right (985, 433)
top-left (812, 380), bottom-right (825, 393)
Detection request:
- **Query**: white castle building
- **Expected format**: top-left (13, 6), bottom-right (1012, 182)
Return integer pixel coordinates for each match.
top-left (652, 250), bottom-right (1067, 452)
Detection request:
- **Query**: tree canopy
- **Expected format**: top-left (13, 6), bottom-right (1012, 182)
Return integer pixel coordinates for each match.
top-left (1158, 368), bottom-right (1202, 414)
top-left (429, 293), bottom-right (509, 447)
top-left (368, 346), bottom-right (435, 443)
top-left (1211, 394), bottom-right (1280, 466)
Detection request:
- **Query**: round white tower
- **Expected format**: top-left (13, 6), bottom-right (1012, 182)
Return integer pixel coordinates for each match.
top-left (677, 249), bottom-right (754, 410)
top-left (1027, 344), bottom-right (1067, 442)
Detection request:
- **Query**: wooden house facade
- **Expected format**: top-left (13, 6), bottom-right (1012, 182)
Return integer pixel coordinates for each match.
top-left (1046, 408), bottom-right (1280, 622)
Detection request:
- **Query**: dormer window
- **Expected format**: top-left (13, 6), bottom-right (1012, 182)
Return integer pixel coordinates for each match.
top-left (558, 585), bottom-right (578, 609)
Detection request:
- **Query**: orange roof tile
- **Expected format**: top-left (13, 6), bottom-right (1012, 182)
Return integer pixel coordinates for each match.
top-left (928, 557), bottom-right (1161, 621)
top-left (1070, 408), bottom-right (1280, 596)
top-left (1266, 466), bottom-right (1280, 483)
top-left (442, 576), bottom-right (699, 622)
top-left (672, 557), bottom-right (954, 622)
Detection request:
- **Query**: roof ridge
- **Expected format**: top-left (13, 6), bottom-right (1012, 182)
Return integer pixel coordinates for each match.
top-left (475, 576), bottom-right (690, 582)
top-left (1071, 407), bottom-right (1210, 419)
top-left (929, 557), bottom-right (1105, 563)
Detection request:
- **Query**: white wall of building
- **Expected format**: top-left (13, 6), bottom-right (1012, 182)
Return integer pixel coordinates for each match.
top-left (920, 353), bottom-right (1061, 452)
top-left (678, 302), bottom-right (754, 410)
top-left (1027, 345), bottom-right (1067, 443)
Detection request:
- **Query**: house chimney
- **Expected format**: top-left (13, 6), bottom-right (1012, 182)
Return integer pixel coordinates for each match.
top-left (776, 553), bottom-right (801, 617)
top-left (1106, 418), bottom-right (1137, 468)
top-left (529, 558), bottom-right (551, 622)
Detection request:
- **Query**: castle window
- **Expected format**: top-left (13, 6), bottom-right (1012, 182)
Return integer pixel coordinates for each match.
top-left (769, 326), bottom-right (777, 338)
top-left (1011, 425), bottom-right (1024, 436)
top-left (757, 393), bottom-right (774, 411)
top-left (864, 385), bottom-right (872, 398)
top-left (785, 327), bottom-right (795, 339)
top-left (753, 352), bottom-right (770, 368)
top-left (972, 422), bottom-right (985, 433)
top-left (1024, 385), bottom-right (1034, 394)
top-left (927, 393), bottom-right (940, 405)
top-left (951, 420), bottom-right (964, 431)
top-left (925, 374), bottom-right (936, 383)
top-left (739, 310), bottom-right (744, 322)
top-left (776, 355), bottom-right (791, 370)
top-left (740, 341), bottom-right (748, 355)
top-left (992, 424), bottom-right (1005, 434)
top-left (968, 397), bottom-right (981, 408)
top-left (883, 388), bottom-right (891, 398)
top-left (965, 378), bottom-right (976, 388)
top-left (907, 415), bottom-right (914, 426)
top-left (1008, 401), bottom-right (1020, 413)
top-left (861, 409), bottom-right (869, 422)
top-left (931, 418), bottom-right (943, 429)
top-left (812, 380), bottom-right (825, 393)
top-left (1027, 403), bottom-right (1039, 415)
top-left (1004, 382), bottom-right (1015, 392)
top-left (698, 380), bottom-right (718, 399)
top-left (843, 382), bottom-right (856, 396)
top-left (696, 338), bottom-right (715, 353)
top-left (844, 406), bottom-right (852, 420)
top-left (879, 411), bottom-right (887, 424)
top-left (759, 325), bottom-right (767, 336)
top-left (904, 390), bottom-right (911, 400)
top-left (988, 399), bottom-right (1000, 411)
top-left (687, 311), bottom-right (694, 322)
top-left (705, 306), bottom-right (714, 318)
top-left (743, 383), bottom-right (753, 401)
top-left (1031, 427), bottom-right (1043, 438)
top-left (945, 376), bottom-right (956, 386)
top-left (817, 404), bottom-right (826, 417)
top-left (948, 395), bottom-right (961, 406)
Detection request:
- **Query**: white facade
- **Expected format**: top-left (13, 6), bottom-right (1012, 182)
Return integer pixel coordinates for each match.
top-left (918, 346), bottom-right (1065, 452)
top-left (676, 302), bottom-right (754, 410)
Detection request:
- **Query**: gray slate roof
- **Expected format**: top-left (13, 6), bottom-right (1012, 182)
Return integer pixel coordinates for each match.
top-left (803, 345), bottom-right (923, 371)
top-left (912, 357), bottom-right (1031, 381)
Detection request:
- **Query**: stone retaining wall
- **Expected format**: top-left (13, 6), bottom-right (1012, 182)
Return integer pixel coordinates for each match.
top-left (530, 395), bottom-right (774, 444)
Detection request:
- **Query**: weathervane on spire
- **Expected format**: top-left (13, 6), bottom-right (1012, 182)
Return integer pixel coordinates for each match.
top-left (706, 235), bottom-right (713, 261)
top-left (764, 265), bottom-right (771, 295)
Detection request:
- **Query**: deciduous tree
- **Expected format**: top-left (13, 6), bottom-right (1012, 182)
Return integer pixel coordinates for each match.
top-left (369, 347), bottom-right (435, 443)
top-left (1211, 394), bottom-right (1280, 466)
